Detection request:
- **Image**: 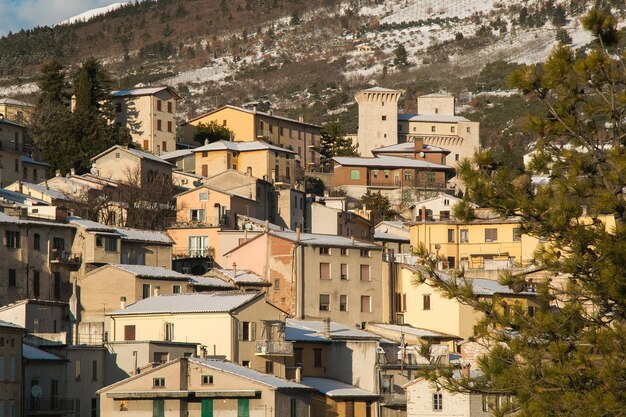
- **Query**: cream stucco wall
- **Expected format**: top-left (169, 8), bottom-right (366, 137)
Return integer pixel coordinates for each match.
top-left (355, 89), bottom-right (401, 157)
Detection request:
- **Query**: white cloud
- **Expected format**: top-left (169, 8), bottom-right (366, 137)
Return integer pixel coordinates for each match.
top-left (0, 0), bottom-right (125, 36)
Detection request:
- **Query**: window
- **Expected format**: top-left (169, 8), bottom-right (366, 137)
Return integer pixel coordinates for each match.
top-left (164, 323), bottom-right (174, 341)
top-left (460, 229), bottom-right (469, 243)
top-left (528, 306), bottom-right (536, 317)
top-left (0, 356), bottom-right (3, 380)
top-left (360, 265), bottom-right (370, 281)
top-left (485, 228), bottom-right (498, 242)
top-left (320, 263), bottom-right (330, 280)
top-left (75, 359), bottom-right (81, 380)
top-left (239, 321), bottom-right (256, 341)
top-left (384, 170), bottom-right (390, 178)
top-left (373, 170), bottom-right (378, 179)
top-left (199, 192), bottom-right (208, 201)
top-left (92, 360), bottom-right (98, 381)
top-left (5, 231), bottom-right (19, 248)
top-left (33, 271), bottom-right (40, 299)
top-left (431, 125), bottom-right (436, 132)
top-left (202, 375), bottom-right (214, 385)
top-left (455, 153), bottom-right (460, 161)
top-left (22, 166), bottom-right (27, 180)
top-left (294, 348), bottom-right (303, 366)
top-left (433, 392), bottom-right (443, 410)
top-left (360, 249), bottom-right (370, 257)
top-left (143, 284), bottom-right (151, 299)
top-left (8, 358), bottom-right (15, 381)
top-left (274, 278), bottom-right (280, 291)
top-left (238, 399), bottom-right (250, 417)
top-left (340, 248), bottom-right (348, 256)
top-left (350, 169), bottom-right (360, 180)
top-left (361, 295), bottom-right (371, 313)
top-left (167, 101), bottom-right (173, 113)
top-left (143, 140), bottom-right (149, 150)
top-left (14, 159), bottom-right (18, 172)
top-left (447, 228), bottom-right (455, 242)
top-left (105, 237), bottom-right (117, 252)
top-left (340, 264), bottom-right (348, 280)
top-left (447, 256), bottom-right (455, 269)
top-left (173, 285), bottom-right (181, 294)
top-left (153, 377), bottom-right (166, 387)
top-left (156, 100), bottom-right (162, 111)
top-left (313, 348), bottom-right (323, 367)
top-left (382, 115), bottom-right (387, 121)
top-left (319, 294), bottom-right (330, 311)
top-left (223, 120), bottom-right (228, 127)
top-left (423, 294), bottom-right (431, 310)
top-left (290, 398), bottom-right (297, 417)
top-left (202, 164), bottom-right (208, 176)
top-left (466, 127), bottom-right (471, 133)
top-left (513, 227), bottom-right (522, 241)
top-left (154, 352), bottom-right (169, 363)
top-left (319, 247), bottom-right (330, 255)
top-left (124, 325), bottom-right (136, 341)
top-left (265, 360), bottom-right (274, 374)
top-left (8, 269), bottom-right (16, 287)
top-left (426, 172), bottom-right (436, 183)
top-left (440, 211), bottom-right (450, 220)
top-left (340, 295), bottom-right (348, 311)
top-left (190, 209), bottom-right (206, 222)
top-left (157, 119), bottom-right (162, 131)
top-left (167, 121), bottom-right (172, 132)
top-left (115, 102), bottom-right (122, 112)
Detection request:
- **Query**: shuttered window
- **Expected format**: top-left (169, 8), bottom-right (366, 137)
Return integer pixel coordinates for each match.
top-left (124, 325), bottom-right (136, 341)
top-left (360, 265), bottom-right (370, 281)
top-left (361, 296), bottom-right (371, 313)
top-left (320, 263), bottom-right (330, 280)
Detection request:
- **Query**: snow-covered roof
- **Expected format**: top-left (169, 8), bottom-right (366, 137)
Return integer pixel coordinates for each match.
top-left (0, 118), bottom-right (24, 128)
top-left (360, 86), bottom-right (401, 93)
top-left (193, 140), bottom-right (295, 154)
top-left (369, 323), bottom-right (459, 339)
top-left (108, 291), bottom-right (262, 316)
top-left (372, 141), bottom-right (449, 154)
top-left (373, 231), bottom-right (410, 242)
top-left (237, 214), bottom-right (285, 231)
top-left (190, 358), bottom-right (313, 390)
top-left (422, 270), bottom-right (537, 297)
top-left (110, 86), bottom-right (180, 99)
top-left (398, 114), bottom-right (470, 123)
top-left (286, 319), bottom-right (380, 342)
top-left (0, 188), bottom-right (48, 206)
top-left (174, 184), bottom-right (255, 201)
top-left (0, 319), bottom-right (25, 330)
top-left (0, 97), bottom-right (34, 106)
top-left (333, 155), bottom-right (453, 170)
top-left (108, 264), bottom-right (193, 280)
top-left (23, 344), bottom-right (64, 361)
top-left (160, 149), bottom-right (195, 160)
top-left (301, 377), bottom-right (378, 398)
top-left (188, 276), bottom-right (236, 289)
top-left (115, 227), bottom-right (173, 244)
top-left (19, 182), bottom-right (71, 201)
top-left (20, 156), bottom-right (52, 167)
top-left (270, 231), bottom-right (381, 249)
top-left (0, 211), bottom-right (74, 228)
top-left (69, 217), bottom-right (117, 232)
top-left (209, 268), bottom-right (266, 284)
top-left (91, 145), bottom-right (174, 166)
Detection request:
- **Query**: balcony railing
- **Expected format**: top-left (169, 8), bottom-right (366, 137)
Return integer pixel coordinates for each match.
top-left (172, 247), bottom-right (215, 259)
top-left (255, 340), bottom-right (293, 356)
top-left (25, 397), bottom-right (78, 415)
top-left (50, 250), bottom-right (81, 265)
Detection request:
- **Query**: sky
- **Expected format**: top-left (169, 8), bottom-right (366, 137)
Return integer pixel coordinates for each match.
top-left (0, 0), bottom-right (122, 36)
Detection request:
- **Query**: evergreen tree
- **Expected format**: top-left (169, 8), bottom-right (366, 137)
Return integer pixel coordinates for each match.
top-left (361, 191), bottom-right (396, 224)
top-left (393, 44), bottom-right (409, 66)
top-left (319, 121), bottom-right (358, 170)
top-left (193, 121), bottom-right (234, 144)
top-left (420, 10), bottom-right (626, 416)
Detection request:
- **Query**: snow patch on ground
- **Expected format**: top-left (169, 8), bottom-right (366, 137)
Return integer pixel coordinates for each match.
top-left (0, 83), bottom-right (39, 96)
top-left (163, 63), bottom-right (231, 85)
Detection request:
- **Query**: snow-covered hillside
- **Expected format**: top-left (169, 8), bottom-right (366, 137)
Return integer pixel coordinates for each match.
top-left (57, 2), bottom-right (130, 26)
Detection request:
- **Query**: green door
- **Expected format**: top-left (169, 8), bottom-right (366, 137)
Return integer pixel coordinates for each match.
top-left (201, 399), bottom-right (213, 417)
top-left (153, 399), bottom-right (164, 417)
top-left (237, 399), bottom-right (250, 417)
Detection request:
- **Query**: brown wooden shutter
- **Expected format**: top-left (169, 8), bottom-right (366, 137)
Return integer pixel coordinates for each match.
top-left (124, 325), bottom-right (135, 341)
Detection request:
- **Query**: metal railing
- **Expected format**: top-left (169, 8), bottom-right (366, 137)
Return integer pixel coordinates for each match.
top-left (255, 340), bottom-right (294, 356)
top-left (172, 247), bottom-right (215, 259)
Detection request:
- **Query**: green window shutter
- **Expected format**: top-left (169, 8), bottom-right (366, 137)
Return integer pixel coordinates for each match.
top-left (290, 398), bottom-right (297, 417)
top-left (153, 399), bottom-right (164, 417)
top-left (350, 169), bottom-right (360, 180)
top-left (238, 399), bottom-right (250, 417)
top-left (201, 399), bottom-right (213, 417)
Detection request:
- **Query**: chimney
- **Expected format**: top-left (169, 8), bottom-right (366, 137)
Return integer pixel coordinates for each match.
top-left (421, 206), bottom-right (427, 223)
top-left (581, 205), bottom-right (588, 216)
top-left (252, 104), bottom-right (257, 113)
top-left (295, 366), bottom-right (302, 383)
top-left (153, 286), bottom-right (161, 297)
top-left (298, 115), bottom-right (304, 123)
top-left (265, 220), bottom-right (270, 233)
top-left (205, 139), bottom-right (209, 146)
top-left (413, 136), bottom-right (423, 151)
top-left (70, 168), bottom-right (76, 176)
top-left (296, 227), bottom-right (301, 241)
top-left (321, 317), bottom-right (331, 338)
top-left (120, 297), bottom-right (127, 309)
top-left (55, 170), bottom-right (61, 177)
top-left (247, 166), bottom-right (253, 176)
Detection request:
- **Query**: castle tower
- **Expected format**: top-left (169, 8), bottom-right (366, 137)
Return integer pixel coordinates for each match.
top-left (355, 87), bottom-right (402, 156)
top-left (417, 93), bottom-right (455, 116)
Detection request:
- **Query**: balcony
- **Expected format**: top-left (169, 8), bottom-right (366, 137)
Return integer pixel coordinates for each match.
top-left (25, 398), bottom-right (78, 416)
top-left (50, 250), bottom-right (81, 267)
top-left (255, 340), bottom-right (293, 356)
top-left (382, 392), bottom-right (407, 407)
top-left (172, 247), bottom-right (215, 260)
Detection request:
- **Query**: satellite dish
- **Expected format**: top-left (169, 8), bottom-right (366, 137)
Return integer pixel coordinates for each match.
top-left (419, 151), bottom-right (425, 158)
top-left (193, 180), bottom-right (203, 187)
top-left (69, 185), bottom-right (78, 194)
top-left (31, 385), bottom-right (43, 398)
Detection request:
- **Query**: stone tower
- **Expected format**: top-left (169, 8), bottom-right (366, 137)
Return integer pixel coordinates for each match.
top-left (355, 87), bottom-right (402, 157)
